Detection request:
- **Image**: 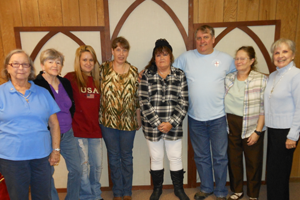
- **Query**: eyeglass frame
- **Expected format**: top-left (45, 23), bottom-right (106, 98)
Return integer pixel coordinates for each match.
top-left (8, 63), bottom-right (31, 68)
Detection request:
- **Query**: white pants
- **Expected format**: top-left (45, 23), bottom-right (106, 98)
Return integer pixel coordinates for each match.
top-left (147, 139), bottom-right (183, 171)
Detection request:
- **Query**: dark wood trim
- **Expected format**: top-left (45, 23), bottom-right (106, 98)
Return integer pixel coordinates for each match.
top-left (14, 26), bottom-right (104, 32)
top-left (61, 31), bottom-right (85, 46)
top-left (14, 26), bottom-right (105, 62)
top-left (111, 0), bottom-right (145, 42)
top-left (30, 31), bottom-right (58, 61)
top-left (103, 0), bottom-right (112, 61)
top-left (187, 0), bottom-right (196, 188)
top-left (214, 26), bottom-right (236, 46)
top-left (153, 0), bottom-right (188, 50)
top-left (238, 26), bottom-right (275, 72)
top-left (187, 0), bottom-right (194, 51)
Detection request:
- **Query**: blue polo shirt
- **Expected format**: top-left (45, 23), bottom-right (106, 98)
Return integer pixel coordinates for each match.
top-left (0, 81), bottom-right (60, 161)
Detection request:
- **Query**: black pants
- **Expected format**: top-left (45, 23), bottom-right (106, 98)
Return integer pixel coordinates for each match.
top-left (266, 127), bottom-right (296, 200)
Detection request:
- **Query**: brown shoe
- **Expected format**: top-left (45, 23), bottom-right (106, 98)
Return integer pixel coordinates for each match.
top-left (123, 196), bottom-right (132, 200)
top-left (194, 191), bottom-right (213, 200)
top-left (113, 197), bottom-right (122, 200)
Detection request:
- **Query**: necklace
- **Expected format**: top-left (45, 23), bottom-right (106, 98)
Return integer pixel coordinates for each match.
top-left (17, 91), bottom-right (31, 103)
top-left (269, 65), bottom-right (293, 98)
top-left (158, 69), bottom-right (170, 77)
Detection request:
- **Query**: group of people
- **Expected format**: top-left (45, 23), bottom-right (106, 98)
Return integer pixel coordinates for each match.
top-left (0, 24), bottom-right (299, 200)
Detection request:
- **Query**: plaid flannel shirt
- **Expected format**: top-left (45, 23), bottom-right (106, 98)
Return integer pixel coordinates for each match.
top-left (139, 66), bottom-right (189, 141)
top-left (225, 70), bottom-right (268, 138)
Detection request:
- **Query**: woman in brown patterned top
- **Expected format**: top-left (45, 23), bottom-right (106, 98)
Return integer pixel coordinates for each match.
top-left (99, 36), bottom-right (141, 200)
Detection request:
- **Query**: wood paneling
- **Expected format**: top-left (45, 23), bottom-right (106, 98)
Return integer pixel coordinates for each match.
top-left (195, 0), bottom-right (224, 23)
top-left (20, 0), bottom-right (40, 26)
top-left (38, 0), bottom-right (63, 26)
top-left (0, 23), bottom-right (5, 83)
top-left (237, 0), bottom-right (260, 21)
top-left (0, 0), bottom-right (23, 55)
top-left (224, 0), bottom-right (237, 22)
top-left (61, 0), bottom-right (80, 26)
top-left (97, 0), bottom-right (105, 26)
top-left (258, 0), bottom-right (276, 20)
top-left (79, 0), bottom-right (98, 26)
top-left (275, 0), bottom-right (299, 39)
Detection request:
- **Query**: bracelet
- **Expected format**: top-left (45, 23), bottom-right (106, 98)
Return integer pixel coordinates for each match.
top-left (53, 148), bottom-right (60, 152)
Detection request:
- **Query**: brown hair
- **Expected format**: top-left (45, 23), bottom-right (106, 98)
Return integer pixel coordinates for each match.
top-left (73, 45), bottom-right (100, 90)
top-left (2, 49), bottom-right (36, 81)
top-left (236, 46), bottom-right (257, 71)
top-left (111, 36), bottom-right (130, 50)
top-left (145, 46), bottom-right (174, 70)
top-left (195, 25), bottom-right (215, 38)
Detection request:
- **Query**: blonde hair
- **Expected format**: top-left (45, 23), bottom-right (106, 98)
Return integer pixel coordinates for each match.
top-left (2, 49), bottom-right (36, 81)
top-left (74, 45), bottom-right (100, 90)
top-left (40, 48), bottom-right (64, 66)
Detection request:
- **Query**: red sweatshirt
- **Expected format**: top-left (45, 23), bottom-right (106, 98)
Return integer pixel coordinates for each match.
top-left (65, 72), bottom-right (102, 138)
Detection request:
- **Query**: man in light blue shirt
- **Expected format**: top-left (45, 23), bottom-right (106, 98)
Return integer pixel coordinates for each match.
top-left (173, 25), bottom-right (236, 200)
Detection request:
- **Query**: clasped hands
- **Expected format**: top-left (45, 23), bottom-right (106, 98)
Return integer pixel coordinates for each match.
top-left (158, 122), bottom-right (172, 133)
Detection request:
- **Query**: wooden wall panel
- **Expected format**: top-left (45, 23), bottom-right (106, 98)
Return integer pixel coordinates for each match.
top-left (97, 0), bottom-right (105, 26)
top-left (195, 0), bottom-right (224, 23)
top-left (275, 0), bottom-right (299, 39)
top-left (79, 0), bottom-right (98, 26)
top-left (0, 0), bottom-right (23, 55)
top-left (258, 0), bottom-right (276, 20)
top-left (38, 0), bottom-right (63, 26)
top-left (223, 0), bottom-right (237, 22)
top-left (237, 0), bottom-right (259, 21)
top-left (61, 0), bottom-right (81, 26)
top-left (0, 24), bottom-right (5, 84)
top-left (20, 0), bottom-right (40, 26)
top-left (291, 1), bottom-right (300, 177)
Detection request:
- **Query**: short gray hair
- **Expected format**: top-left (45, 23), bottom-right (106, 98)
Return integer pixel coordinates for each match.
top-left (2, 49), bottom-right (36, 81)
top-left (270, 38), bottom-right (296, 56)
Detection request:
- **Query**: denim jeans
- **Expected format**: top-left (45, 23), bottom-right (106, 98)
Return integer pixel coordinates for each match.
top-left (51, 128), bottom-right (82, 200)
top-left (0, 156), bottom-right (51, 200)
top-left (100, 125), bottom-right (136, 197)
top-left (77, 137), bottom-right (103, 200)
top-left (188, 115), bottom-right (228, 197)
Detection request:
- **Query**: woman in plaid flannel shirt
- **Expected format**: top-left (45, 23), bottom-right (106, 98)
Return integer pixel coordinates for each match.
top-left (139, 39), bottom-right (189, 200)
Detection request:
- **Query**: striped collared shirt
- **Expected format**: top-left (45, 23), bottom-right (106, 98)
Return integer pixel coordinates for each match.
top-left (225, 70), bottom-right (268, 138)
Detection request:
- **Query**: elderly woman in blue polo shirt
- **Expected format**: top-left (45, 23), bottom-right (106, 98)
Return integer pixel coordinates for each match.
top-left (0, 49), bottom-right (60, 200)
top-left (265, 38), bottom-right (300, 200)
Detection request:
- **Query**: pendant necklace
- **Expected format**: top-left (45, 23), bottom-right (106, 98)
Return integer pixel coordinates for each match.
top-left (269, 66), bottom-right (292, 98)
top-left (17, 91), bottom-right (31, 103)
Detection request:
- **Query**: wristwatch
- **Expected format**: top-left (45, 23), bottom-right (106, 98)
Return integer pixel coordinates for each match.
top-left (53, 148), bottom-right (60, 152)
top-left (254, 130), bottom-right (262, 136)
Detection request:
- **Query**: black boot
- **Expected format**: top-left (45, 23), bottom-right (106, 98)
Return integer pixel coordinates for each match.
top-left (170, 169), bottom-right (190, 200)
top-left (150, 169), bottom-right (164, 200)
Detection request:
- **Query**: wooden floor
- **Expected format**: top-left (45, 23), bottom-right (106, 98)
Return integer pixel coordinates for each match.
top-left (54, 182), bottom-right (300, 200)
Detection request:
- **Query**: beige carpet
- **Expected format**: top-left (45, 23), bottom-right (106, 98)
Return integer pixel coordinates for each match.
top-left (55, 182), bottom-right (300, 200)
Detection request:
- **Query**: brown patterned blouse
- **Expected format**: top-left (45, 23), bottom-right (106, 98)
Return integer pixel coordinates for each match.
top-left (99, 61), bottom-right (139, 131)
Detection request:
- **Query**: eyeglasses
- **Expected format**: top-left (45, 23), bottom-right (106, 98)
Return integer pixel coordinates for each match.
top-left (234, 57), bottom-right (249, 61)
top-left (8, 63), bottom-right (31, 68)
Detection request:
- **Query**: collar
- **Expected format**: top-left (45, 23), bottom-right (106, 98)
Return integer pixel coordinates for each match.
top-left (8, 80), bottom-right (36, 94)
top-left (276, 61), bottom-right (294, 74)
top-left (147, 65), bottom-right (177, 77)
